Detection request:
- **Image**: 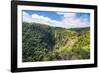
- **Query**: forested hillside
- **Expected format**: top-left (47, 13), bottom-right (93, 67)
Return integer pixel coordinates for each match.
top-left (22, 22), bottom-right (90, 62)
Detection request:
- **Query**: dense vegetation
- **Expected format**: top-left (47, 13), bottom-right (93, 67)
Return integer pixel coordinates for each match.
top-left (22, 22), bottom-right (90, 62)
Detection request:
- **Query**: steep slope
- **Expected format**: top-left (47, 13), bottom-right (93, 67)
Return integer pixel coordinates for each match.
top-left (22, 22), bottom-right (90, 62)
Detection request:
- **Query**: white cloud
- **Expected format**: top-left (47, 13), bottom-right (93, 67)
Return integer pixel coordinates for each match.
top-left (23, 11), bottom-right (90, 28)
top-left (63, 13), bottom-right (76, 18)
top-left (56, 12), bottom-right (64, 15)
top-left (56, 12), bottom-right (90, 28)
top-left (57, 12), bottom-right (76, 18)
top-left (23, 11), bottom-right (63, 27)
top-left (31, 13), bottom-right (62, 27)
top-left (23, 11), bottom-right (30, 17)
top-left (32, 14), bottom-right (51, 22)
top-left (23, 11), bottom-right (33, 23)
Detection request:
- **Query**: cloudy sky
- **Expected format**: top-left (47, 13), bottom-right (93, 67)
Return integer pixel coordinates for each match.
top-left (23, 10), bottom-right (90, 28)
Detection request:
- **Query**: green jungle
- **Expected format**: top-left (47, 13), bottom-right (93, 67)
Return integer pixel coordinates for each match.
top-left (22, 22), bottom-right (90, 62)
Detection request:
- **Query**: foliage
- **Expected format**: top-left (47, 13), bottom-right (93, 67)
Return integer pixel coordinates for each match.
top-left (22, 22), bottom-right (90, 62)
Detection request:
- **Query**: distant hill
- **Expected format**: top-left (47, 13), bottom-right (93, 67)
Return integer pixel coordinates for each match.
top-left (22, 22), bottom-right (90, 62)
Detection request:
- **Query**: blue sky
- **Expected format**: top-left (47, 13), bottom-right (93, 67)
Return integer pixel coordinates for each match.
top-left (23, 10), bottom-right (63, 21)
top-left (23, 10), bottom-right (90, 28)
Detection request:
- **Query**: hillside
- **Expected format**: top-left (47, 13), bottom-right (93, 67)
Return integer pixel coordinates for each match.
top-left (22, 22), bottom-right (90, 62)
